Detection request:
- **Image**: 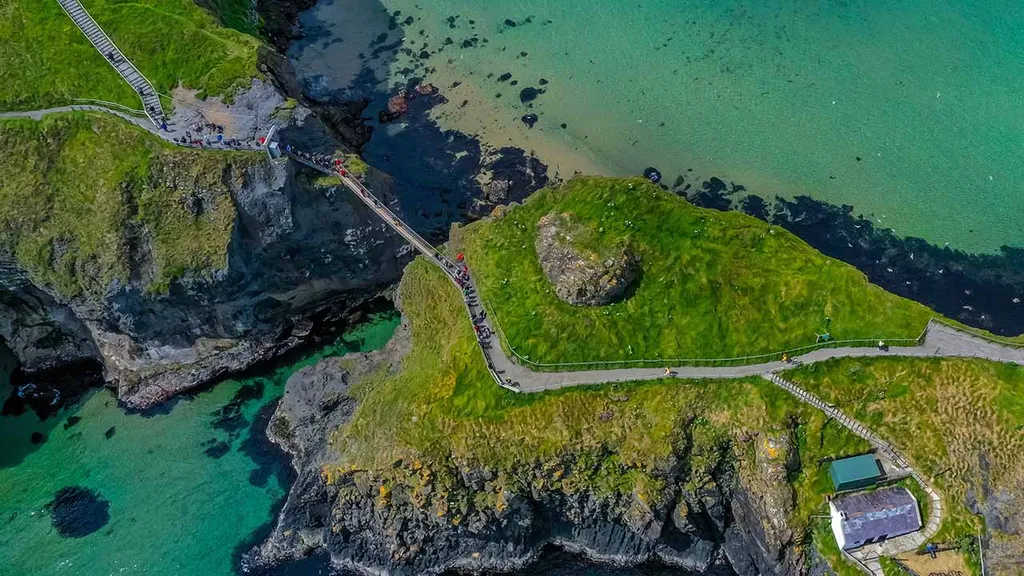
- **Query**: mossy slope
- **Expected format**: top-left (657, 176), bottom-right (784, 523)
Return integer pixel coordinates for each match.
top-left (0, 113), bottom-right (260, 297)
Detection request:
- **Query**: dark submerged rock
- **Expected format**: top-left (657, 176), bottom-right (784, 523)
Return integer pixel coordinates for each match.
top-left (519, 87), bottom-right (544, 103)
top-left (49, 486), bottom-right (110, 538)
top-left (205, 440), bottom-right (231, 459)
top-left (520, 113), bottom-right (538, 128)
top-left (30, 431), bottom-right (46, 445)
top-left (104, 426), bottom-right (116, 439)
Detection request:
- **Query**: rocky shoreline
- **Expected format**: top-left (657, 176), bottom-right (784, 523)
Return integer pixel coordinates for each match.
top-left (246, 282), bottom-right (815, 576)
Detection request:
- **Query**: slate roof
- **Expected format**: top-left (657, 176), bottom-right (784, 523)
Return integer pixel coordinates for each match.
top-left (834, 486), bottom-right (921, 543)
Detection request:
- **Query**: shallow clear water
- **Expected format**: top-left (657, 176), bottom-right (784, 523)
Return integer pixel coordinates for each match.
top-left (291, 0), bottom-right (1024, 253)
top-left (0, 313), bottom-right (399, 576)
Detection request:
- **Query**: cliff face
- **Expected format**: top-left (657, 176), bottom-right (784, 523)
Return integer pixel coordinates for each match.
top-left (254, 318), bottom-right (807, 576)
top-left (0, 155), bottom-right (409, 411)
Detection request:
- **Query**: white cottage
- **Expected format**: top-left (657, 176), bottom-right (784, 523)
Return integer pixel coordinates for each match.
top-left (830, 486), bottom-right (922, 550)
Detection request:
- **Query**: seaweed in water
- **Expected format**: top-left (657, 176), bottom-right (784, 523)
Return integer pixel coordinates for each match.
top-left (212, 382), bottom-right (265, 437)
top-left (519, 87), bottom-right (544, 103)
top-left (204, 440), bottom-right (231, 459)
top-left (49, 486), bottom-right (110, 538)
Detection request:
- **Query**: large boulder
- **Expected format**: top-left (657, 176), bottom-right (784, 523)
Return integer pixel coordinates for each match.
top-left (534, 213), bottom-right (638, 306)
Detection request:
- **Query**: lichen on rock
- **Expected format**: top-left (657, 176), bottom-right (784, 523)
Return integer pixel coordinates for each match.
top-left (534, 212), bottom-right (638, 306)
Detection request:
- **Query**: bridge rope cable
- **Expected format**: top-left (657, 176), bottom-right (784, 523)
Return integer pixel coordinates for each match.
top-left (291, 155), bottom-right (509, 388)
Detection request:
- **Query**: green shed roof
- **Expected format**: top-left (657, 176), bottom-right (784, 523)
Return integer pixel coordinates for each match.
top-left (830, 454), bottom-right (883, 491)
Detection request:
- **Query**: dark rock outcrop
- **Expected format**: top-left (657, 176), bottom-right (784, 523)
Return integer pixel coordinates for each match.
top-left (0, 157), bottom-right (410, 412)
top-left (535, 213), bottom-right (638, 306)
top-left (251, 307), bottom-right (803, 576)
top-left (256, 315), bottom-right (412, 565)
top-left (0, 260), bottom-right (104, 417)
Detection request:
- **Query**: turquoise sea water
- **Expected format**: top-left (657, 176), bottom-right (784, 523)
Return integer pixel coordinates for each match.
top-left (294, 0), bottom-right (1024, 253)
top-left (0, 313), bottom-right (399, 576)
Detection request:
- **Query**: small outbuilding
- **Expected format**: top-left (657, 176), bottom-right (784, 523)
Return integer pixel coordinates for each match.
top-left (829, 453), bottom-right (884, 492)
top-left (829, 486), bottom-right (922, 550)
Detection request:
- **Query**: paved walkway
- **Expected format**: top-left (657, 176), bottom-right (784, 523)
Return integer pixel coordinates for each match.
top-left (484, 319), bottom-right (1023, 393)
top-left (55, 0), bottom-right (164, 124)
top-left (1, 104), bottom-right (153, 130)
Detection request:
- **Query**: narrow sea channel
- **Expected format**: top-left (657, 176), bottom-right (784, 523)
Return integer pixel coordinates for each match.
top-left (0, 312), bottom-right (400, 576)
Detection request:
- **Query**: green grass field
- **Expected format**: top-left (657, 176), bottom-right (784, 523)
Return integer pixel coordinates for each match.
top-left (0, 112), bottom-right (260, 296)
top-left (454, 177), bottom-right (935, 366)
top-left (0, 0), bottom-right (261, 111)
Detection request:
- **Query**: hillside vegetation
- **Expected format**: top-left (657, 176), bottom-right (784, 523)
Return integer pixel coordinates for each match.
top-left (455, 177), bottom-right (934, 366)
top-left (331, 254), bottom-right (1022, 575)
top-left (791, 357), bottom-right (1024, 572)
top-left (0, 0), bottom-right (261, 111)
top-left (329, 258), bottom-right (877, 562)
top-left (0, 112), bottom-right (260, 296)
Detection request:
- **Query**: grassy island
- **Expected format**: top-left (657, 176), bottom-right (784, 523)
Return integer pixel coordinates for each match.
top-left (455, 177), bottom-right (934, 366)
top-left (325, 177), bottom-right (1024, 576)
top-left (332, 257), bottom-right (870, 530)
top-left (330, 254), bottom-right (1023, 576)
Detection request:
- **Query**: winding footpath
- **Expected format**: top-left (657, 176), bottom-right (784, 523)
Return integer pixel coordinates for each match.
top-left (16, 6), bottom-right (1024, 570)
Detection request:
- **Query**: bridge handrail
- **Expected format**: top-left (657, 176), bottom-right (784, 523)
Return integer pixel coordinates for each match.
top-left (72, 98), bottom-right (146, 116)
top-left (487, 306), bottom-right (921, 369)
top-left (312, 158), bottom-right (512, 389)
top-left (288, 154), bottom-right (446, 264)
